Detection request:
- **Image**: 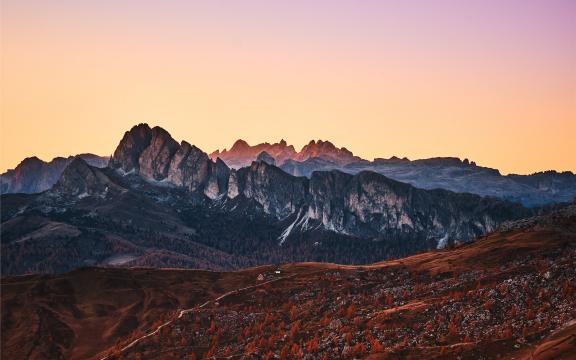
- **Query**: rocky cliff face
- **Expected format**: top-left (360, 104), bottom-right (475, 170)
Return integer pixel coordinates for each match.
top-left (105, 124), bottom-right (530, 243)
top-left (51, 158), bottom-right (124, 198)
top-left (1, 154), bottom-right (108, 194)
top-left (138, 127), bottom-right (180, 180)
top-left (109, 123), bottom-right (153, 174)
top-left (109, 124), bottom-right (229, 199)
top-left (234, 161), bottom-right (308, 218)
top-left (308, 171), bottom-right (528, 242)
top-left (167, 141), bottom-right (211, 192)
top-left (256, 151), bottom-right (276, 166)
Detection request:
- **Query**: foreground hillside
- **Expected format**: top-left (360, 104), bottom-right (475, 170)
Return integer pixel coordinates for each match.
top-left (2, 204), bottom-right (575, 359)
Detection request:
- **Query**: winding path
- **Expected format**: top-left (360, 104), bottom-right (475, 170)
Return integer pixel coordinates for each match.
top-left (99, 273), bottom-right (300, 360)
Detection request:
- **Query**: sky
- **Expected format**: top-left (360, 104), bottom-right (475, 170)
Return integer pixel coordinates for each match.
top-left (1, 0), bottom-right (575, 175)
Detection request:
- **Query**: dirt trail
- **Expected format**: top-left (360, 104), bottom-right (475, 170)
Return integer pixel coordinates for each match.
top-left (98, 273), bottom-right (301, 360)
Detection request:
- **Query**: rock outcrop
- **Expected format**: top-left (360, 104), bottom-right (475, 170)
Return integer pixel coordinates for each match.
top-left (138, 127), bottom-right (180, 180)
top-left (167, 141), bottom-right (212, 192)
top-left (234, 161), bottom-right (308, 218)
top-left (52, 158), bottom-right (124, 198)
top-left (308, 170), bottom-right (529, 240)
top-left (256, 151), bottom-right (276, 166)
top-left (109, 123), bottom-right (153, 174)
top-left (110, 124), bottom-right (229, 199)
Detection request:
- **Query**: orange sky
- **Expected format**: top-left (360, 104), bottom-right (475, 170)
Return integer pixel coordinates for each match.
top-left (1, 0), bottom-right (575, 175)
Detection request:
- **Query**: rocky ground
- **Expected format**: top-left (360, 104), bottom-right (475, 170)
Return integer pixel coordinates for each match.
top-left (112, 247), bottom-right (575, 359)
top-left (3, 204), bottom-right (575, 360)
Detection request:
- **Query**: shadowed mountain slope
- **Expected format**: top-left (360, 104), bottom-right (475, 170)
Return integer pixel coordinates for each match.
top-left (1, 154), bottom-right (108, 194)
top-left (1, 128), bottom-right (530, 275)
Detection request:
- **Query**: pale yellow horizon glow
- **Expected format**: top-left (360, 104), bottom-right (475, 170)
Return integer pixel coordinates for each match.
top-left (1, 1), bottom-right (575, 175)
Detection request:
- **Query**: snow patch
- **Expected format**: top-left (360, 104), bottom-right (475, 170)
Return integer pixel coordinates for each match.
top-left (103, 254), bottom-right (138, 266)
top-left (436, 233), bottom-right (449, 249)
top-left (77, 192), bottom-right (89, 199)
top-left (278, 208), bottom-right (309, 246)
top-left (116, 168), bottom-right (136, 176)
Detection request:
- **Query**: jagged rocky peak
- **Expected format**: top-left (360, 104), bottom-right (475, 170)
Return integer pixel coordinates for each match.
top-left (211, 138), bottom-right (297, 168)
top-left (109, 123), bottom-right (153, 174)
top-left (295, 139), bottom-right (361, 165)
top-left (108, 123), bottom-right (230, 199)
top-left (256, 151), bottom-right (276, 166)
top-left (230, 139), bottom-right (251, 153)
top-left (52, 158), bottom-right (123, 198)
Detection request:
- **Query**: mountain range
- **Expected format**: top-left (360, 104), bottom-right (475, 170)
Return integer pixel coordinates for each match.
top-left (0, 154), bottom-right (108, 194)
top-left (212, 138), bottom-right (576, 207)
top-left (1, 123), bottom-right (534, 275)
top-left (3, 132), bottom-right (575, 207)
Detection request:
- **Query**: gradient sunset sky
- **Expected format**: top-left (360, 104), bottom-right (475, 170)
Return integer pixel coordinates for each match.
top-left (1, 0), bottom-right (575, 174)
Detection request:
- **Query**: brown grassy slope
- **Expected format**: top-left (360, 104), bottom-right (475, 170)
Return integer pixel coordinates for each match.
top-left (1, 265), bottom-right (310, 360)
top-left (2, 206), bottom-right (575, 360)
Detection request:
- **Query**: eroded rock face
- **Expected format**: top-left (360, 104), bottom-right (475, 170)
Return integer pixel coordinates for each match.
top-left (227, 169), bottom-right (239, 199)
top-left (109, 124), bottom-right (230, 199)
top-left (235, 161), bottom-right (308, 218)
top-left (138, 127), bottom-right (180, 180)
top-left (104, 124), bottom-right (529, 241)
top-left (167, 141), bottom-right (211, 192)
top-left (307, 170), bottom-right (529, 240)
top-left (308, 170), bottom-right (353, 232)
top-left (52, 158), bottom-right (123, 197)
top-left (204, 158), bottom-right (230, 199)
top-left (256, 151), bottom-right (276, 166)
top-left (109, 123), bottom-right (153, 174)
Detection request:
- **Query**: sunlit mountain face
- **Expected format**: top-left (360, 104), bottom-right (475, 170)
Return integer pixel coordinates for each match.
top-left (2, 1), bottom-right (575, 359)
